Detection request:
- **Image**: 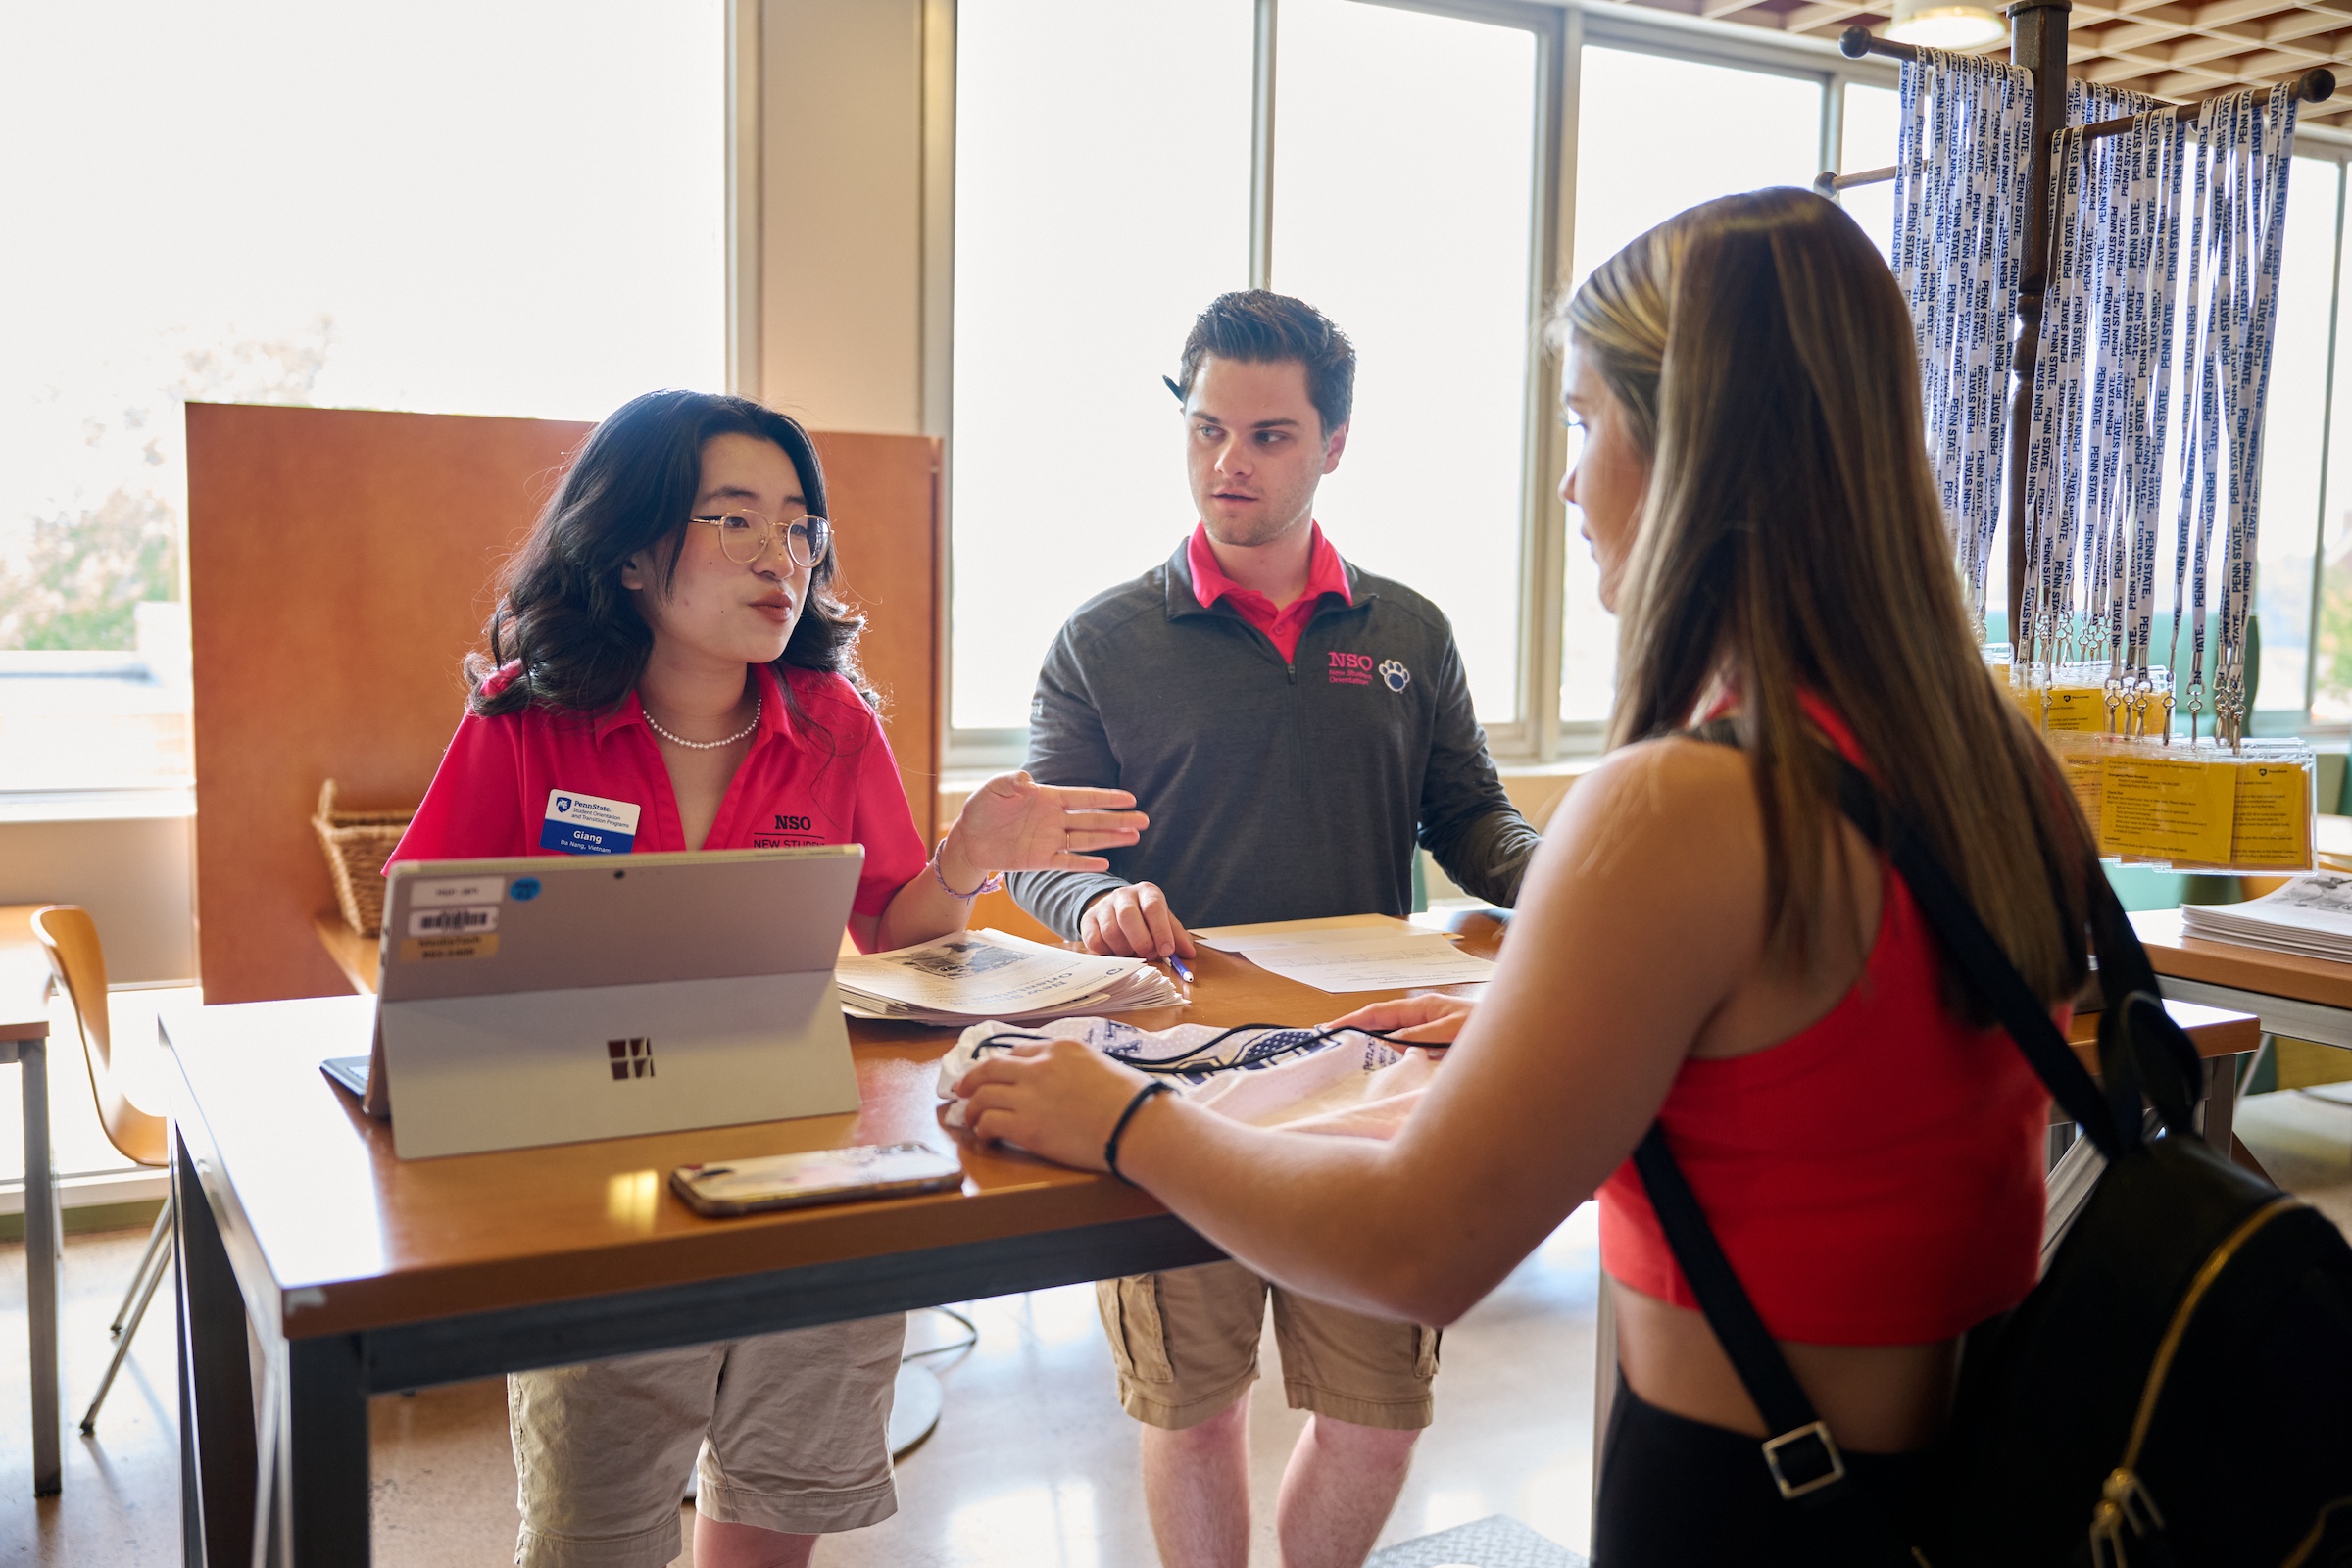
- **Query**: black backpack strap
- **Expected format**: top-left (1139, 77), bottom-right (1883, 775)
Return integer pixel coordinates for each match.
top-left (1820, 754), bottom-right (2130, 1157)
top-left (1629, 1128), bottom-right (1857, 1498)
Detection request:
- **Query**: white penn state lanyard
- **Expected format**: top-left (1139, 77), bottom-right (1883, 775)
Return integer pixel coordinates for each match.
top-left (1892, 48), bottom-right (2032, 636)
top-left (2215, 83), bottom-right (2298, 745)
top-left (2120, 112), bottom-right (2190, 716)
top-left (2170, 84), bottom-right (2299, 746)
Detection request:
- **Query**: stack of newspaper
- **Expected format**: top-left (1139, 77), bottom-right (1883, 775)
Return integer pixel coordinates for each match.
top-left (2180, 873), bottom-right (2352, 962)
top-left (836, 928), bottom-right (1184, 1024)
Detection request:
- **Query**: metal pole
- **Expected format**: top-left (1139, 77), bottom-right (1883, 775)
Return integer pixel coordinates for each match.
top-left (2005, 0), bottom-right (2074, 660)
top-left (1250, 0), bottom-right (1279, 291)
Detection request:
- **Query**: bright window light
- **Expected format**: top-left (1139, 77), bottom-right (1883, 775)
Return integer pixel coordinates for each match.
top-left (949, 0), bottom-right (1254, 733)
top-left (1270, 0), bottom-right (1540, 724)
top-left (0, 1), bottom-right (725, 788)
top-left (1561, 47), bottom-right (1824, 724)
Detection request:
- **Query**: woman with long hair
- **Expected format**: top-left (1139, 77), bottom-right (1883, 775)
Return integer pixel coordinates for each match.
top-left (389, 389), bottom-right (1147, 1568)
top-left (955, 188), bottom-right (2093, 1561)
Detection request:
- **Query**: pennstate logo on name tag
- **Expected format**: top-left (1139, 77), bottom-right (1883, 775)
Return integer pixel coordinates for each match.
top-left (541, 789), bottom-right (641, 856)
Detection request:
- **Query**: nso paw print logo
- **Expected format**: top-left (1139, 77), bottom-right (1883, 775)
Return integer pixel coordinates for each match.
top-left (1378, 659), bottom-right (1410, 694)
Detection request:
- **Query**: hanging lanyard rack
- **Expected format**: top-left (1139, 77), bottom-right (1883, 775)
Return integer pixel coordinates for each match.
top-left (1822, 15), bottom-right (2334, 655)
top-left (1818, 19), bottom-right (2335, 875)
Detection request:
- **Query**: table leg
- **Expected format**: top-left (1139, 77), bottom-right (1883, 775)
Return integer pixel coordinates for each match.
top-left (23, 1033), bottom-right (60, 1496)
top-left (175, 1134), bottom-right (257, 1567)
top-left (286, 1334), bottom-right (370, 1566)
top-left (2199, 1054), bottom-right (2238, 1157)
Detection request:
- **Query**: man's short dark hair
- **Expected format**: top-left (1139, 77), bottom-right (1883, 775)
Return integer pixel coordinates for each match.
top-left (1178, 290), bottom-right (1355, 439)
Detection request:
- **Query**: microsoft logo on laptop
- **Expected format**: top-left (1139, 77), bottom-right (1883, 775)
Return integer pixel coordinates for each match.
top-left (607, 1038), bottom-right (655, 1080)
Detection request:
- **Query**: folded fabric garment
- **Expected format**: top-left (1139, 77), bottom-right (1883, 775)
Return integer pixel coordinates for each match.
top-left (934, 1016), bottom-right (1442, 1141)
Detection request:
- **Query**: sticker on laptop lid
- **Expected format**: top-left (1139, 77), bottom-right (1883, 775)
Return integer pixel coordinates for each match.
top-left (398, 933), bottom-right (500, 963)
top-left (541, 790), bottom-right (641, 856)
top-left (407, 906), bottom-right (497, 938)
top-left (410, 876), bottom-right (504, 907)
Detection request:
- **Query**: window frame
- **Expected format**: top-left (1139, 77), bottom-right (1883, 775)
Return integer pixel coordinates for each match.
top-left (932, 0), bottom-right (1902, 770)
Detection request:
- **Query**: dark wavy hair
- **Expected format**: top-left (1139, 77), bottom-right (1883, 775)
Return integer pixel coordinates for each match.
top-left (1177, 290), bottom-right (1356, 439)
top-left (466, 391), bottom-right (874, 734)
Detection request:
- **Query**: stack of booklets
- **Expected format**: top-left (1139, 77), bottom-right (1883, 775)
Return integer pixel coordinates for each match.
top-left (835, 928), bottom-right (1184, 1024)
top-left (2180, 874), bottom-right (2352, 962)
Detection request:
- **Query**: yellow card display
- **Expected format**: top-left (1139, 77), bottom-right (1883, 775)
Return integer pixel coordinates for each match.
top-left (2040, 686), bottom-right (2114, 734)
top-left (2227, 761), bottom-right (2313, 869)
top-left (2099, 754), bottom-right (2238, 865)
top-left (2056, 745), bottom-right (2106, 825)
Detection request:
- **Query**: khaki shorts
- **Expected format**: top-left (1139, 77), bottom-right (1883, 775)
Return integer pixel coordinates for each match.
top-left (1096, 1260), bottom-right (1440, 1432)
top-left (509, 1315), bottom-right (905, 1568)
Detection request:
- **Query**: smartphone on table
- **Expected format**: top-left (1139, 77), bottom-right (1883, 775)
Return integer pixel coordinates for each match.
top-left (670, 1142), bottom-right (963, 1217)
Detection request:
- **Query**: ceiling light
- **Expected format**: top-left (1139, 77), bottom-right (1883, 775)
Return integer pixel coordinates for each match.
top-left (1886, 0), bottom-right (2009, 49)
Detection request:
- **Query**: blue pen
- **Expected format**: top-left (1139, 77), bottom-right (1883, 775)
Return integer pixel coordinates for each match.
top-left (1167, 954), bottom-right (1194, 984)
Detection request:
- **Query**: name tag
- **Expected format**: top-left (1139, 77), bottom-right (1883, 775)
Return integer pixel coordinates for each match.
top-left (541, 789), bottom-right (641, 856)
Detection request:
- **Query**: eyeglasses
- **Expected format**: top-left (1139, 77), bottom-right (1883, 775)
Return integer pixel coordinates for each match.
top-left (689, 511), bottom-right (832, 569)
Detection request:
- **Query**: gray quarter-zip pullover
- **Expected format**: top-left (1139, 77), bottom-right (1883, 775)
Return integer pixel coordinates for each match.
top-left (1007, 539), bottom-right (1539, 938)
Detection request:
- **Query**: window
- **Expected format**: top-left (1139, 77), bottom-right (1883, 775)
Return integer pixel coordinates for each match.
top-left (948, 0), bottom-right (1255, 735)
top-left (1560, 46), bottom-right (1832, 723)
top-left (1272, 0), bottom-right (1542, 723)
top-left (1840, 82), bottom-right (1904, 263)
top-left (0, 2), bottom-right (727, 791)
top-left (944, 3), bottom-right (1899, 763)
top-left (2262, 155), bottom-right (2347, 725)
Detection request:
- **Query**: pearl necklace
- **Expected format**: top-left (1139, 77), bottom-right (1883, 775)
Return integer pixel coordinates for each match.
top-left (645, 697), bottom-right (760, 751)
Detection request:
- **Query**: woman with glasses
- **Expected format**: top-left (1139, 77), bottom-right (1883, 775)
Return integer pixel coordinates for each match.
top-left (388, 389), bottom-right (1148, 1568)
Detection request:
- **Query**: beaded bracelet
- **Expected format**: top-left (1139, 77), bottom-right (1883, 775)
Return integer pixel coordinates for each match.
top-left (930, 836), bottom-right (1004, 900)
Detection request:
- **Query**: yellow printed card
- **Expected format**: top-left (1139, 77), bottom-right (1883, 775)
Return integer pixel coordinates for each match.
top-left (2228, 761), bottom-right (2313, 869)
top-left (2056, 746), bottom-right (2106, 826)
top-left (2040, 686), bottom-right (2114, 734)
top-left (2099, 755), bottom-right (2237, 865)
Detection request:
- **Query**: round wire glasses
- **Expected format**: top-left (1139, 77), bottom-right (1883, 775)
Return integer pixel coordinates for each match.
top-left (690, 511), bottom-right (832, 568)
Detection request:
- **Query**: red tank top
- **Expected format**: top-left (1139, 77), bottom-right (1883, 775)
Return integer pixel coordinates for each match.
top-left (1596, 703), bottom-right (2054, 1346)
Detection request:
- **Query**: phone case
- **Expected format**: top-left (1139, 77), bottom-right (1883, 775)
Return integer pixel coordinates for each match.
top-left (669, 1142), bottom-right (964, 1217)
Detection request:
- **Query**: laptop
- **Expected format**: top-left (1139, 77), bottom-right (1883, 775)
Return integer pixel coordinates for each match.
top-left (325, 846), bottom-right (865, 1159)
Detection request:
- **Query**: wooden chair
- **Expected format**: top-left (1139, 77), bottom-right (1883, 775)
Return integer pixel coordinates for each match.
top-left (30, 906), bottom-right (172, 1435)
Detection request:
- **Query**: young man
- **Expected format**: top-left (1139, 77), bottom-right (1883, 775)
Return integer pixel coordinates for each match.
top-left (1008, 291), bottom-right (1539, 1568)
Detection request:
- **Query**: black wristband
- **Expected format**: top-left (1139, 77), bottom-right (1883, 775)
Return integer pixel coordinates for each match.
top-left (1104, 1081), bottom-right (1173, 1184)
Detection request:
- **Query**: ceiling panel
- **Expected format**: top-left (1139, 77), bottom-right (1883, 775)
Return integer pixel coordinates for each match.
top-left (1618, 0), bottom-right (2352, 128)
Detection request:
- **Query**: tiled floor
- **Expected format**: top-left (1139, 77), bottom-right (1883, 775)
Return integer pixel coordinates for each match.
top-left (1, 1205), bottom-right (1601, 1567)
top-left (6, 1090), bottom-right (2349, 1567)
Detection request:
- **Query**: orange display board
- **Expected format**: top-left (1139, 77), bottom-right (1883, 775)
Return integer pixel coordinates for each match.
top-left (188, 403), bottom-right (941, 1004)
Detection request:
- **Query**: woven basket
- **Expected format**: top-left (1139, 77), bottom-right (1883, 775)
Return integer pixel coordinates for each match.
top-left (312, 780), bottom-right (415, 938)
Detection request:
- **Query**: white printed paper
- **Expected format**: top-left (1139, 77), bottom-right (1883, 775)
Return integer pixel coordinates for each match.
top-left (2180, 872), bottom-right (2352, 961)
top-left (1198, 923), bottom-right (1496, 994)
top-left (836, 929), bottom-right (1182, 1023)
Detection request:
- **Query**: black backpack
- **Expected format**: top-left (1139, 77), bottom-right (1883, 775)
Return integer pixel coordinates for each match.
top-left (1635, 740), bottom-right (2352, 1566)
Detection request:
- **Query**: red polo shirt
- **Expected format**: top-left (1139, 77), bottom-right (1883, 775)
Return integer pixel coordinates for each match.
top-left (1186, 521), bottom-right (1353, 663)
top-left (388, 662), bottom-right (927, 949)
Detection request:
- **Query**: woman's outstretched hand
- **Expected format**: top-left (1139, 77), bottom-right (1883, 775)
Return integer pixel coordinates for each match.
top-left (1325, 993), bottom-right (1479, 1046)
top-left (946, 771), bottom-right (1147, 879)
top-left (956, 1038), bottom-right (1154, 1172)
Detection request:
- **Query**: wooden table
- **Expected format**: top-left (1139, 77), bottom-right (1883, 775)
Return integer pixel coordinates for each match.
top-left (193, 910), bottom-right (2263, 1564)
top-left (2133, 906), bottom-right (2352, 1056)
top-left (1, 904), bottom-right (62, 1497)
top-left (175, 915), bottom-right (1502, 1566)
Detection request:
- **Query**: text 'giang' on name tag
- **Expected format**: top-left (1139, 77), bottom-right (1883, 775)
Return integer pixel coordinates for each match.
top-left (540, 789), bottom-right (642, 856)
